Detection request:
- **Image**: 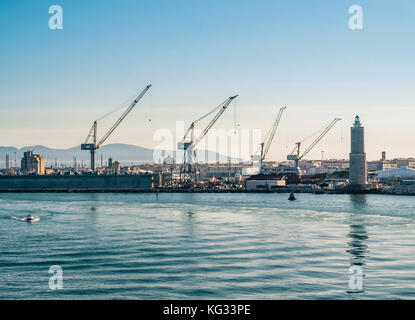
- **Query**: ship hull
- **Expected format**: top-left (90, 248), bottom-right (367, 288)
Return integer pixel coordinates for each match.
top-left (247, 172), bottom-right (327, 185)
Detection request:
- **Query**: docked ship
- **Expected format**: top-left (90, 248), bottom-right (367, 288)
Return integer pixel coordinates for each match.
top-left (247, 165), bottom-right (327, 186)
top-left (245, 108), bottom-right (336, 188)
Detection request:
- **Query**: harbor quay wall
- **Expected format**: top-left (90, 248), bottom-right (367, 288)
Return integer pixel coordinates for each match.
top-left (378, 185), bottom-right (415, 196)
top-left (1, 175), bottom-right (414, 196)
top-left (0, 174), bottom-right (154, 191)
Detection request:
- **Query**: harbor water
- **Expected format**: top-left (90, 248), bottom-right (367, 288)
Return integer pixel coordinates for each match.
top-left (0, 193), bottom-right (415, 299)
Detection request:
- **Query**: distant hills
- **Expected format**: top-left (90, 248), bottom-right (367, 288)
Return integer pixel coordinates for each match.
top-left (0, 144), bottom-right (242, 167)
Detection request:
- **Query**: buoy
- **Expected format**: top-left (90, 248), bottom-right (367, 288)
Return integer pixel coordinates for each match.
top-left (288, 191), bottom-right (296, 201)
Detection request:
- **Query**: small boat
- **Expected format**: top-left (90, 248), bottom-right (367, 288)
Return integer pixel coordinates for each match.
top-left (288, 191), bottom-right (296, 201)
top-left (25, 214), bottom-right (40, 223)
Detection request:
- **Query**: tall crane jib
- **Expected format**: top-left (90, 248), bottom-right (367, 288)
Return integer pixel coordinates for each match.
top-left (287, 118), bottom-right (342, 172)
top-left (259, 106), bottom-right (287, 171)
top-left (81, 84), bottom-right (151, 171)
top-left (178, 95), bottom-right (238, 183)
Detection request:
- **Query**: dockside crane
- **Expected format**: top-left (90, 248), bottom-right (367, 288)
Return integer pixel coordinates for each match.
top-left (287, 117), bottom-right (341, 172)
top-left (178, 95), bottom-right (238, 182)
top-left (81, 84), bottom-right (151, 171)
top-left (258, 106), bottom-right (287, 171)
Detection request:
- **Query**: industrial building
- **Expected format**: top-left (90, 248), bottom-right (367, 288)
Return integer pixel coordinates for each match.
top-left (367, 152), bottom-right (415, 172)
top-left (5, 155), bottom-right (9, 171)
top-left (395, 158), bottom-right (415, 168)
top-left (375, 166), bottom-right (415, 183)
top-left (368, 160), bottom-right (397, 171)
top-left (245, 177), bottom-right (286, 191)
top-left (0, 173), bottom-right (154, 191)
top-left (20, 151), bottom-right (45, 175)
top-left (349, 115), bottom-right (367, 188)
top-left (199, 163), bottom-right (252, 179)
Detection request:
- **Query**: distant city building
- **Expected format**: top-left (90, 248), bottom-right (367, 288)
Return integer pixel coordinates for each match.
top-left (394, 158), bottom-right (415, 169)
top-left (368, 160), bottom-right (397, 172)
top-left (45, 168), bottom-right (55, 175)
top-left (349, 115), bottom-right (367, 186)
top-left (5, 154), bottom-right (10, 171)
top-left (368, 157), bottom-right (415, 172)
top-left (381, 151), bottom-right (386, 161)
top-left (112, 161), bottom-right (121, 174)
top-left (163, 155), bottom-right (175, 165)
top-left (108, 157), bottom-right (113, 169)
top-left (21, 151), bottom-right (45, 175)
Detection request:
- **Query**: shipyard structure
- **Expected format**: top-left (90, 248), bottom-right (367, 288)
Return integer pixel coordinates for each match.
top-left (349, 115), bottom-right (368, 189)
top-left (0, 173), bottom-right (154, 192)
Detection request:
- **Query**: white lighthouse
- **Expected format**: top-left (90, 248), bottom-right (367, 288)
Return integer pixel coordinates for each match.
top-left (349, 115), bottom-right (367, 187)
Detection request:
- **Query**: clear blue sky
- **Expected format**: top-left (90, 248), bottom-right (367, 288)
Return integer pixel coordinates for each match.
top-left (0, 0), bottom-right (414, 161)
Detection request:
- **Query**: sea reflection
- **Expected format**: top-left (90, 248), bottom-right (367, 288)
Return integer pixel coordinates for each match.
top-left (2, 192), bottom-right (415, 299)
top-left (346, 194), bottom-right (369, 293)
top-left (347, 194), bottom-right (368, 263)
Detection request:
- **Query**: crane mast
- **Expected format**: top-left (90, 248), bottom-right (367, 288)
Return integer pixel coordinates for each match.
top-left (178, 95), bottom-right (238, 183)
top-left (81, 85), bottom-right (151, 171)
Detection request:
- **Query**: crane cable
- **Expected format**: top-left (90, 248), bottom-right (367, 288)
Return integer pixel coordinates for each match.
top-left (181, 97), bottom-right (234, 142)
top-left (96, 89), bottom-right (143, 121)
top-left (290, 120), bottom-right (336, 155)
top-left (84, 89), bottom-right (143, 144)
top-left (233, 98), bottom-right (237, 135)
top-left (193, 97), bottom-right (230, 124)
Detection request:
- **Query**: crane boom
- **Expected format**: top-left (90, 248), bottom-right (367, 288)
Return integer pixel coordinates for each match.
top-left (287, 117), bottom-right (341, 171)
top-left (178, 94), bottom-right (238, 183)
top-left (193, 95), bottom-right (238, 147)
top-left (299, 118), bottom-right (341, 160)
top-left (262, 106), bottom-right (286, 161)
top-left (81, 84), bottom-right (151, 171)
top-left (97, 85), bottom-right (151, 147)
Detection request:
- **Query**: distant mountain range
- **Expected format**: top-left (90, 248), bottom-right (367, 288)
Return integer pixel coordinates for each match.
top-left (0, 144), bottom-right (242, 167)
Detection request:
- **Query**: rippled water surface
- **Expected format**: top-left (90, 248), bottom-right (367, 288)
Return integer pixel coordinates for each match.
top-left (1, 193), bottom-right (415, 299)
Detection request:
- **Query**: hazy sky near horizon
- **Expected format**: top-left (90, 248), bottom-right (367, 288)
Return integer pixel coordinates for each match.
top-left (0, 0), bottom-right (414, 161)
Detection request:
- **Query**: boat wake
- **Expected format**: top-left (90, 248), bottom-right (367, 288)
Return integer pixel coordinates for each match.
top-left (11, 215), bottom-right (40, 223)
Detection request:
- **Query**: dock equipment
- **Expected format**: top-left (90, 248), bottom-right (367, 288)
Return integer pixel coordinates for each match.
top-left (81, 85), bottom-right (151, 171)
top-left (258, 106), bottom-right (287, 171)
top-left (287, 118), bottom-right (342, 172)
top-left (178, 95), bottom-right (238, 182)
